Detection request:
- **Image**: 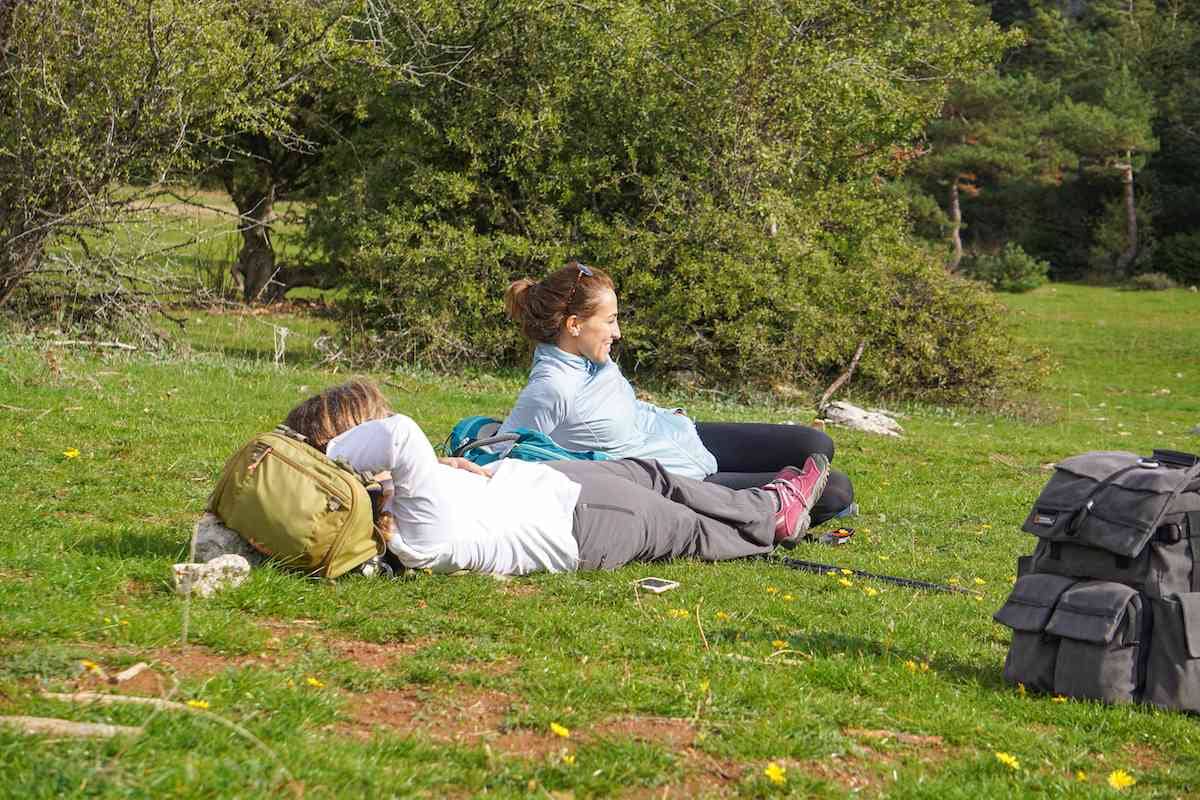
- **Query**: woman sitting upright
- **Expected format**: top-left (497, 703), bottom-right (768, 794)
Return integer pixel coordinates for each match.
top-left (500, 261), bottom-right (854, 532)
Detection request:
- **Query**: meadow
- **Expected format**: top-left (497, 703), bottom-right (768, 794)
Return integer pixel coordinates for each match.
top-left (1, 274), bottom-right (1198, 797)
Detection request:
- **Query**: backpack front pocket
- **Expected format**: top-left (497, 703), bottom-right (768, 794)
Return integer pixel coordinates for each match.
top-left (1145, 592), bottom-right (1200, 713)
top-left (1045, 581), bottom-right (1146, 703)
top-left (994, 574), bottom-right (1078, 692)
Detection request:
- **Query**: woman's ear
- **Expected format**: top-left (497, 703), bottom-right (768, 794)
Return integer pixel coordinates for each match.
top-left (564, 314), bottom-right (580, 337)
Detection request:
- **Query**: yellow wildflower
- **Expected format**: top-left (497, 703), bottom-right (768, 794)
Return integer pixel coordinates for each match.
top-left (562, 753), bottom-right (576, 765)
top-left (878, 555), bottom-right (889, 561)
top-left (1052, 695), bottom-right (1068, 703)
top-left (698, 680), bottom-right (710, 693)
top-left (782, 594), bottom-right (795, 601)
top-left (63, 448), bottom-right (80, 459)
top-left (840, 569), bottom-right (853, 576)
top-left (766, 586), bottom-right (779, 594)
top-left (305, 676), bottom-right (325, 688)
top-left (668, 608), bottom-right (689, 619)
top-left (186, 699), bottom-right (210, 710)
top-left (715, 611), bottom-right (731, 621)
top-left (1075, 771), bottom-right (1087, 782)
top-left (838, 578), bottom-right (853, 588)
top-left (1107, 770), bottom-right (1136, 791)
top-left (764, 762), bottom-right (787, 785)
top-left (1016, 683), bottom-right (1026, 697)
top-left (974, 578), bottom-right (986, 586)
top-left (904, 660), bottom-right (918, 672)
top-left (826, 570), bottom-right (838, 576)
top-left (863, 587), bottom-right (879, 597)
top-left (550, 722), bottom-right (570, 738)
top-left (994, 752), bottom-right (1020, 770)
top-left (771, 639), bottom-right (787, 649)
top-left (947, 576), bottom-right (961, 585)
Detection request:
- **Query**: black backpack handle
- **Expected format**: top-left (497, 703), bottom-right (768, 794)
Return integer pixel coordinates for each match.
top-left (452, 433), bottom-right (522, 459)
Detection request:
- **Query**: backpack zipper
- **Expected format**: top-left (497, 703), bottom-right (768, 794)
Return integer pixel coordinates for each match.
top-left (261, 441), bottom-right (360, 577)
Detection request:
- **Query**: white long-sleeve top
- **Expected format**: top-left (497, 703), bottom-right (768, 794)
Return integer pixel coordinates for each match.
top-left (326, 414), bottom-right (581, 575)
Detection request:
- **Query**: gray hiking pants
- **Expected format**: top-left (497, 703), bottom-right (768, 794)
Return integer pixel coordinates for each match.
top-left (547, 458), bottom-right (777, 571)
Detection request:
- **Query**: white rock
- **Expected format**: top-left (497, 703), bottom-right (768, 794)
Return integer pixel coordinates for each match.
top-left (191, 513), bottom-right (264, 565)
top-left (821, 401), bottom-right (904, 437)
top-left (173, 555), bottom-right (251, 598)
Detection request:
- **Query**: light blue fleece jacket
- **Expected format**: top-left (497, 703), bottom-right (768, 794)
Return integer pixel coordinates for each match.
top-left (498, 343), bottom-right (719, 480)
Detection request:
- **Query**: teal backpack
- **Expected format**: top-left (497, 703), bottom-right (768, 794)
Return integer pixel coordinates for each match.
top-left (446, 415), bottom-right (609, 466)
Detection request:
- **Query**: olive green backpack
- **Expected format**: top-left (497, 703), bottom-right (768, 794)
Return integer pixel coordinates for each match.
top-left (207, 426), bottom-right (386, 579)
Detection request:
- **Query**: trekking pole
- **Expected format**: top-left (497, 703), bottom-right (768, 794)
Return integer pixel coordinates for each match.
top-left (768, 556), bottom-right (981, 596)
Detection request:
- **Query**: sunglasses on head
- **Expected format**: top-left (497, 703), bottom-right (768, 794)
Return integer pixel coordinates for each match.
top-left (564, 261), bottom-right (594, 307)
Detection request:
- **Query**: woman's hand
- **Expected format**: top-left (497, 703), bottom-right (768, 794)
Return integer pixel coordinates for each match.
top-left (437, 456), bottom-right (492, 478)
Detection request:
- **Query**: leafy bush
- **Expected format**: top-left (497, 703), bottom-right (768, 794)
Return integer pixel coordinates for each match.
top-left (962, 243), bottom-right (1050, 292)
top-left (1125, 272), bottom-right (1178, 291)
top-left (1155, 233), bottom-right (1200, 285)
top-left (308, 0), bottom-right (1037, 402)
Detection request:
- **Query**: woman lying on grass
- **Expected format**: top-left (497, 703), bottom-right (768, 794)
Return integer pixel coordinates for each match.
top-left (500, 261), bottom-right (855, 529)
top-left (285, 380), bottom-right (829, 576)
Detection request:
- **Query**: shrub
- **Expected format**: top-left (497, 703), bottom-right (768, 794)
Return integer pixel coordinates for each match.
top-left (1154, 233), bottom-right (1200, 285)
top-left (308, 0), bottom-right (1036, 402)
top-left (1125, 272), bottom-right (1178, 291)
top-left (962, 243), bottom-right (1050, 293)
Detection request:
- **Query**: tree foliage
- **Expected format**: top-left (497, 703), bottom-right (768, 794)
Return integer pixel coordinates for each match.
top-left (306, 0), bottom-right (1034, 400)
top-left (920, 0), bottom-right (1198, 282)
top-left (0, 0), bottom-right (362, 313)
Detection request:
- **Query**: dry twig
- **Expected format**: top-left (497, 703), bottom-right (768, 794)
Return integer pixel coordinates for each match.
top-left (0, 715), bottom-right (143, 739)
top-left (817, 338), bottom-right (867, 412)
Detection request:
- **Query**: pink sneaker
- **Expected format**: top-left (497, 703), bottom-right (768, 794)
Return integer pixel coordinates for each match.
top-left (762, 454), bottom-right (830, 548)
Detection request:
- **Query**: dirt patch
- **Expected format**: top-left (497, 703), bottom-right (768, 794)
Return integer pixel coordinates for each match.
top-left (488, 728), bottom-right (571, 760)
top-left (794, 754), bottom-right (885, 795)
top-left (590, 716), bottom-right (697, 749)
top-left (1120, 743), bottom-right (1167, 772)
top-left (0, 569), bottom-right (33, 583)
top-left (501, 583), bottom-right (541, 597)
top-left (615, 750), bottom-right (742, 799)
top-left (447, 658), bottom-right (519, 678)
top-left (339, 686), bottom-right (520, 746)
top-left (845, 728), bottom-right (944, 747)
top-left (325, 638), bottom-right (431, 671)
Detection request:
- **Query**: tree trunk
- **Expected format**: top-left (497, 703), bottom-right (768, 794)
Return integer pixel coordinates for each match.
top-left (947, 178), bottom-right (963, 272)
top-left (230, 189), bottom-right (276, 303)
top-left (1114, 155), bottom-right (1138, 277)
top-left (0, 232), bottom-right (47, 307)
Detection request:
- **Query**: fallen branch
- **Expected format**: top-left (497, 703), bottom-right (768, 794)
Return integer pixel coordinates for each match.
top-left (42, 690), bottom-right (294, 783)
top-left (50, 339), bottom-right (137, 351)
top-left (0, 715), bottom-right (143, 738)
top-left (816, 338), bottom-right (867, 413)
top-left (42, 691), bottom-right (187, 711)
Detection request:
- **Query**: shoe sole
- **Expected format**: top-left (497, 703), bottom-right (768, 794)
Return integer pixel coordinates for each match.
top-left (777, 454), bottom-right (831, 549)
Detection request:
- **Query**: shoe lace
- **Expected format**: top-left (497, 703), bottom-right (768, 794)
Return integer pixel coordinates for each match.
top-left (768, 477), bottom-right (803, 511)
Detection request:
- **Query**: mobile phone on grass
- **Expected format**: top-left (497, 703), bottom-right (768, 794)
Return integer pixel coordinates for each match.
top-left (635, 577), bottom-right (680, 594)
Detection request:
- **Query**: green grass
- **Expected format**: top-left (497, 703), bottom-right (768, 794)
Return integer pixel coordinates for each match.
top-left (1, 283), bottom-right (1199, 797)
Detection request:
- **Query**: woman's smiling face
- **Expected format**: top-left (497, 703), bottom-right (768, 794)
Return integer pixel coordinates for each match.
top-left (560, 288), bottom-right (620, 363)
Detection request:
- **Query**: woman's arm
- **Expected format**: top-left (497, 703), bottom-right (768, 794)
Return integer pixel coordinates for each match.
top-left (326, 415), bottom-right (438, 494)
top-left (499, 375), bottom-right (571, 436)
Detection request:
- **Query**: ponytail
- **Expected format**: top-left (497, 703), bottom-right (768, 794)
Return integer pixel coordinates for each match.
top-left (505, 263), bottom-right (614, 344)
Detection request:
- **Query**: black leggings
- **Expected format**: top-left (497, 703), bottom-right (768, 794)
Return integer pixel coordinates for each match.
top-left (696, 422), bottom-right (854, 526)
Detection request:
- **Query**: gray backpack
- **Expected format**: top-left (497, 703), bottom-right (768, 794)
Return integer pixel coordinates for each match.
top-left (994, 449), bottom-right (1200, 711)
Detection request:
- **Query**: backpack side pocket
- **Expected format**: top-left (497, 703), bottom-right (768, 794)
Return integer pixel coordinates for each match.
top-left (1145, 593), bottom-right (1200, 713)
top-left (994, 574), bottom-right (1077, 692)
top-left (1045, 582), bottom-right (1146, 703)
